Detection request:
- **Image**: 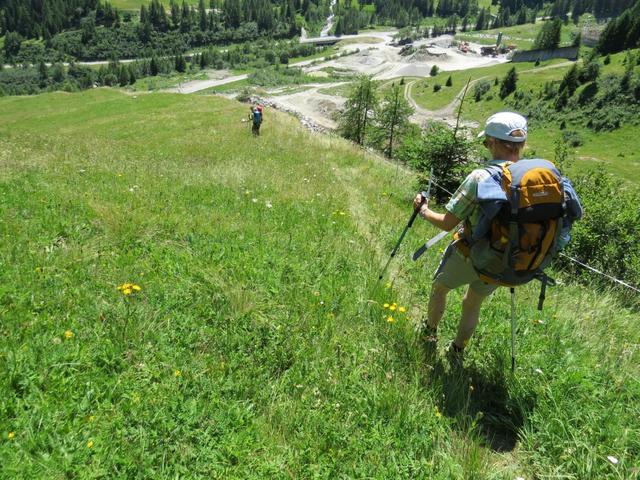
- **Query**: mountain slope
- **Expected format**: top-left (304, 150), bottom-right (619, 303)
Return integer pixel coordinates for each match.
top-left (0, 89), bottom-right (638, 479)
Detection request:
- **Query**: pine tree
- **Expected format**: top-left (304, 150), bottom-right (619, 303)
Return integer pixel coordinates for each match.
top-left (199, 0), bottom-right (208, 30)
top-left (170, 0), bottom-right (181, 29)
top-left (533, 18), bottom-right (562, 49)
top-left (38, 60), bottom-right (49, 86)
top-left (175, 55), bottom-right (187, 72)
top-left (224, 0), bottom-right (242, 28)
top-left (499, 66), bottom-right (518, 98)
top-left (445, 75), bottom-right (452, 87)
top-left (475, 8), bottom-right (487, 31)
top-left (128, 65), bottom-right (137, 85)
top-left (150, 57), bottom-right (160, 76)
top-left (558, 64), bottom-right (579, 96)
top-left (339, 75), bottom-right (379, 145)
top-left (374, 83), bottom-right (414, 158)
top-left (3, 31), bottom-right (23, 59)
top-left (554, 86), bottom-right (569, 110)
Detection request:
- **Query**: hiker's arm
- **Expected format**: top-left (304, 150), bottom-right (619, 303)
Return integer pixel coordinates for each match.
top-left (419, 204), bottom-right (460, 231)
top-left (413, 194), bottom-right (460, 230)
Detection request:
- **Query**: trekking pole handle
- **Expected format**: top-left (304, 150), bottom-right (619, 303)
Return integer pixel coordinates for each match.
top-left (408, 191), bottom-right (429, 228)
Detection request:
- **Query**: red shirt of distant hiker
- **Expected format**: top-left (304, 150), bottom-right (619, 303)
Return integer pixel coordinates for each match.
top-left (414, 112), bottom-right (528, 364)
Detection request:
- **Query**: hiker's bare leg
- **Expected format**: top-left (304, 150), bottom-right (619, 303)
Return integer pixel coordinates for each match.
top-left (454, 286), bottom-right (486, 349)
top-left (427, 281), bottom-right (450, 329)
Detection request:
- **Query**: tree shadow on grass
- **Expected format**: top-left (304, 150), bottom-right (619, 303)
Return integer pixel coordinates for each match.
top-left (427, 354), bottom-right (537, 452)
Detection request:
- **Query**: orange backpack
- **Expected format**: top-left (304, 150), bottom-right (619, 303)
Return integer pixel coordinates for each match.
top-left (455, 159), bottom-right (582, 297)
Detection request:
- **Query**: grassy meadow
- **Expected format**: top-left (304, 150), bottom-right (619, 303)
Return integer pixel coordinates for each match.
top-left (409, 50), bottom-right (640, 180)
top-left (0, 89), bottom-right (639, 478)
top-left (455, 21), bottom-right (581, 50)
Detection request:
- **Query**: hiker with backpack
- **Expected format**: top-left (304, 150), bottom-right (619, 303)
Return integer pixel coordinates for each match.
top-left (413, 112), bottom-right (582, 366)
top-left (249, 104), bottom-right (263, 136)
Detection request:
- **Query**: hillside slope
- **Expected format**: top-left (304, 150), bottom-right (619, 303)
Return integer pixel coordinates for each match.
top-left (0, 90), bottom-right (638, 479)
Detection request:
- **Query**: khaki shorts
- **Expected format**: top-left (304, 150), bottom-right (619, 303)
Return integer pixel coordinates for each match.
top-left (434, 243), bottom-right (499, 297)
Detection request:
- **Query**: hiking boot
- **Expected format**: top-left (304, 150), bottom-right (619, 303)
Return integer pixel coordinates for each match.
top-left (446, 342), bottom-right (464, 369)
top-left (421, 324), bottom-right (438, 344)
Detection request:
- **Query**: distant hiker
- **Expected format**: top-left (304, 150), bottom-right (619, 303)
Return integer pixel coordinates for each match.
top-left (414, 112), bottom-right (582, 365)
top-left (250, 104), bottom-right (263, 136)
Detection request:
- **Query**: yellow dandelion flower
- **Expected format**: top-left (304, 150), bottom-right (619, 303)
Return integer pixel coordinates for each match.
top-left (88, 415), bottom-right (95, 422)
top-left (118, 282), bottom-right (141, 295)
top-left (385, 282), bottom-right (392, 289)
top-left (389, 305), bottom-right (397, 311)
top-left (8, 432), bottom-right (15, 440)
top-left (339, 211), bottom-right (346, 216)
top-left (87, 440), bottom-right (94, 449)
top-left (398, 306), bottom-right (406, 313)
top-left (383, 303), bottom-right (390, 309)
top-left (435, 407), bottom-right (442, 418)
top-left (386, 315), bottom-right (395, 323)
top-left (63, 330), bottom-right (74, 340)
top-left (174, 370), bottom-right (182, 377)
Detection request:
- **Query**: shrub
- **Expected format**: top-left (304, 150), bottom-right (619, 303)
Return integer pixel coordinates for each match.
top-left (430, 64), bottom-right (439, 76)
top-left (473, 79), bottom-right (491, 101)
top-left (561, 170), bottom-right (640, 302)
top-left (396, 121), bottom-right (478, 203)
top-left (561, 130), bottom-right (583, 147)
top-left (577, 82), bottom-right (598, 105)
top-left (433, 83), bottom-right (441, 92)
top-left (499, 67), bottom-right (518, 99)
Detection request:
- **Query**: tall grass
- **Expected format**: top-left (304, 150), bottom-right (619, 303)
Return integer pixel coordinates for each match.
top-left (0, 89), bottom-right (637, 478)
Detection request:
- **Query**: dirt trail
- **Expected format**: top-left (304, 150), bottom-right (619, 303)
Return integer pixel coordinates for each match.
top-left (176, 32), bottom-right (577, 132)
top-left (259, 82), bottom-right (348, 130)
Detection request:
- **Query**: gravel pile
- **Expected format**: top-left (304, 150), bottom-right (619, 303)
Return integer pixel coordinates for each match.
top-left (245, 95), bottom-right (328, 134)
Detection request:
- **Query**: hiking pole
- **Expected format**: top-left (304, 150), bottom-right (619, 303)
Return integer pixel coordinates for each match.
top-left (377, 197), bottom-right (426, 280)
top-left (510, 287), bottom-right (516, 372)
top-left (378, 169), bottom-right (433, 281)
top-left (412, 229), bottom-right (451, 261)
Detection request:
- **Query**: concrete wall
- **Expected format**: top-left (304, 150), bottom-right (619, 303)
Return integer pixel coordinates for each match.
top-left (511, 46), bottom-right (579, 63)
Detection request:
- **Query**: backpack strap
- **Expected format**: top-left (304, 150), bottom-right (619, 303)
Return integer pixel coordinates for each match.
top-left (505, 179), bottom-right (520, 269)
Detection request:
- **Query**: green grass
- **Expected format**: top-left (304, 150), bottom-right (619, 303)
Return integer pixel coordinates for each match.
top-left (456, 22), bottom-right (580, 50)
top-left (336, 36), bottom-right (384, 46)
top-left (130, 71), bottom-right (208, 91)
top-left (317, 82), bottom-right (353, 96)
top-left (197, 77), bottom-right (251, 94)
top-left (0, 89), bottom-right (638, 478)
top-left (111, 0), bottom-right (199, 9)
top-left (409, 51), bottom-right (640, 179)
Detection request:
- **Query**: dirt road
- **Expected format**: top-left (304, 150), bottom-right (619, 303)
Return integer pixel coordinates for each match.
top-left (175, 31), bottom-right (512, 130)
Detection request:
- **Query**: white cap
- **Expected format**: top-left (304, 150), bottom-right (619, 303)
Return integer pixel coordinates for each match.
top-left (477, 112), bottom-right (528, 143)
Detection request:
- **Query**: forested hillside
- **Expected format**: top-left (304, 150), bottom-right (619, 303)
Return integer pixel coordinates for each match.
top-left (2, 0), bottom-right (637, 65)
